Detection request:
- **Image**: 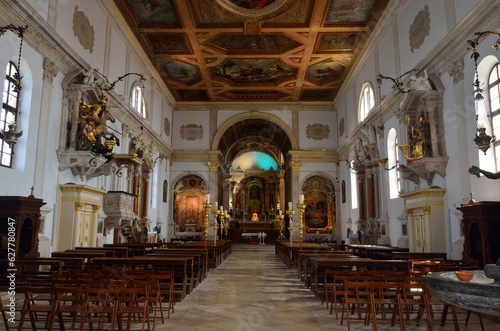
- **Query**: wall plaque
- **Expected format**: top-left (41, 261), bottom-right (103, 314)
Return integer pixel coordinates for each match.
top-left (409, 5), bottom-right (430, 53)
top-left (180, 124), bottom-right (203, 141)
top-left (72, 6), bottom-right (95, 53)
top-left (306, 123), bottom-right (330, 140)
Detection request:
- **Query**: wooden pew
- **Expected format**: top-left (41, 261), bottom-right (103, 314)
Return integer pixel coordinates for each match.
top-left (275, 241), bottom-right (331, 268)
top-left (103, 243), bottom-right (159, 257)
top-left (390, 251), bottom-right (448, 260)
top-left (74, 246), bottom-right (129, 257)
top-left (349, 244), bottom-right (409, 259)
top-left (148, 251), bottom-right (204, 292)
top-left (91, 256), bottom-right (193, 301)
top-left (165, 240), bottom-right (232, 269)
top-left (309, 258), bottom-right (409, 297)
top-left (51, 251), bottom-right (106, 268)
top-left (298, 252), bottom-right (355, 288)
top-left (153, 248), bottom-right (208, 283)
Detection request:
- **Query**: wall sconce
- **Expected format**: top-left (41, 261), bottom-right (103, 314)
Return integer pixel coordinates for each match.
top-left (93, 69), bottom-right (146, 91)
top-left (378, 157), bottom-right (398, 171)
top-left (467, 30), bottom-right (499, 154)
top-left (338, 159), bottom-right (358, 174)
top-left (376, 69), bottom-right (417, 94)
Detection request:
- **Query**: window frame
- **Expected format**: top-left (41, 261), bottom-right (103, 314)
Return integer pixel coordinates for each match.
top-left (0, 61), bottom-right (21, 168)
top-left (358, 82), bottom-right (375, 122)
top-left (130, 83), bottom-right (146, 118)
top-left (387, 128), bottom-right (401, 198)
top-left (488, 63), bottom-right (500, 171)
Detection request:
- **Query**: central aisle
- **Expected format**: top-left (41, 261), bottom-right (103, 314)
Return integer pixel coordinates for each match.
top-left (157, 244), bottom-right (332, 331)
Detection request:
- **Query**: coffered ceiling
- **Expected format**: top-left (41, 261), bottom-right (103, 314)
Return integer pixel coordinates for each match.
top-left (113, 0), bottom-right (390, 104)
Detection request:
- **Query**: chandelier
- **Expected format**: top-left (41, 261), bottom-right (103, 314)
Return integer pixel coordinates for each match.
top-left (0, 24), bottom-right (28, 148)
top-left (467, 30), bottom-right (500, 154)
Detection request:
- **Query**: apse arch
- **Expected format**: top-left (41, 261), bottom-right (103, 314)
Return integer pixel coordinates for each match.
top-left (211, 112), bottom-right (298, 154)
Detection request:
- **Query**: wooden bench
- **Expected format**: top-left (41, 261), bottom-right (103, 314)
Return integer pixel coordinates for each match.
top-left (350, 244), bottom-right (409, 260)
top-left (74, 246), bottom-right (129, 257)
top-left (152, 248), bottom-right (209, 284)
top-left (103, 243), bottom-right (160, 257)
top-left (91, 256), bottom-right (193, 301)
top-left (148, 252), bottom-right (204, 291)
top-left (298, 252), bottom-right (356, 288)
top-left (390, 251), bottom-right (448, 260)
top-left (310, 258), bottom-right (409, 297)
top-left (51, 251), bottom-right (106, 267)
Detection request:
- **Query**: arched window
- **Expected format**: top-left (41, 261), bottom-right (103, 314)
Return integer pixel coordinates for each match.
top-left (359, 82), bottom-right (375, 122)
top-left (130, 83), bottom-right (146, 118)
top-left (0, 61), bottom-right (20, 168)
top-left (387, 128), bottom-right (401, 198)
top-left (488, 63), bottom-right (500, 170)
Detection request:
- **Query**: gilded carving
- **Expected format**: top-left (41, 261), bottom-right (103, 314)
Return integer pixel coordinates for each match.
top-left (208, 160), bottom-right (219, 172)
top-left (422, 206), bottom-right (431, 215)
top-left (75, 202), bottom-right (85, 211)
top-left (290, 161), bottom-right (301, 171)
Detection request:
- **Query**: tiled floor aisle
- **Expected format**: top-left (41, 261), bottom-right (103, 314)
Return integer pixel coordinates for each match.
top-left (155, 244), bottom-right (500, 331)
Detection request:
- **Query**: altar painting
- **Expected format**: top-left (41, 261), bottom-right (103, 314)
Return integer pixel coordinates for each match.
top-left (304, 192), bottom-right (329, 229)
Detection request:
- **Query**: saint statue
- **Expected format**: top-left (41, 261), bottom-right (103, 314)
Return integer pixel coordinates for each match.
top-left (77, 95), bottom-right (116, 153)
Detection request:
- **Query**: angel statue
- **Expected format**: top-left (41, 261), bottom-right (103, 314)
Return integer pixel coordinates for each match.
top-left (469, 165), bottom-right (500, 179)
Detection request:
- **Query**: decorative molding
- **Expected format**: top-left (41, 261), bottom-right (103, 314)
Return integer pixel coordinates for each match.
top-left (447, 58), bottom-right (464, 85)
top-left (42, 58), bottom-right (59, 85)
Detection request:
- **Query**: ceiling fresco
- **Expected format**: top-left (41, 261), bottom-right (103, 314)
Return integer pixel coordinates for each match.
top-left (114, 0), bottom-right (390, 103)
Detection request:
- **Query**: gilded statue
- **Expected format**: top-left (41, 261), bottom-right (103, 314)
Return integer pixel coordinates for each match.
top-left (77, 95), bottom-right (118, 155)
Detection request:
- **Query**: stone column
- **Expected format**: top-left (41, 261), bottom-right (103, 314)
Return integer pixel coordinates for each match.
top-left (141, 168), bottom-right (151, 227)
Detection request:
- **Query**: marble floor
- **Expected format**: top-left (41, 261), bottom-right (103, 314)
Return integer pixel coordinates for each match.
top-left (156, 244), bottom-right (499, 331)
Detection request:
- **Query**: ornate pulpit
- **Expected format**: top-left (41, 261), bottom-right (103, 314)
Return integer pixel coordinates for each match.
top-left (0, 195), bottom-right (46, 273)
top-left (457, 201), bottom-right (500, 267)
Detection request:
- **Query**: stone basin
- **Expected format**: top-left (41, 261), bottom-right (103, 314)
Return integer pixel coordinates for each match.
top-left (425, 271), bottom-right (500, 317)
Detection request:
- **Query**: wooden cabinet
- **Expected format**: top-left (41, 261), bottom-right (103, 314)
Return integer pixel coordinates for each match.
top-left (0, 195), bottom-right (46, 273)
top-left (400, 188), bottom-right (447, 253)
top-left (457, 201), bottom-right (500, 267)
top-left (57, 184), bottom-right (106, 251)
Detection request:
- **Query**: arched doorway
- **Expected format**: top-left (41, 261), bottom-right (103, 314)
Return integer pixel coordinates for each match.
top-left (211, 115), bottom-right (297, 240)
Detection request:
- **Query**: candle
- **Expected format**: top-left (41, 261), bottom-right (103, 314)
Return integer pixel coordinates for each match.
top-left (277, 202), bottom-right (280, 210)
top-left (215, 202), bottom-right (218, 209)
top-left (279, 210), bottom-right (282, 215)
top-left (220, 206), bottom-right (223, 212)
top-left (206, 194), bottom-right (210, 202)
top-left (299, 194), bottom-right (304, 203)
top-left (288, 201), bottom-right (292, 210)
